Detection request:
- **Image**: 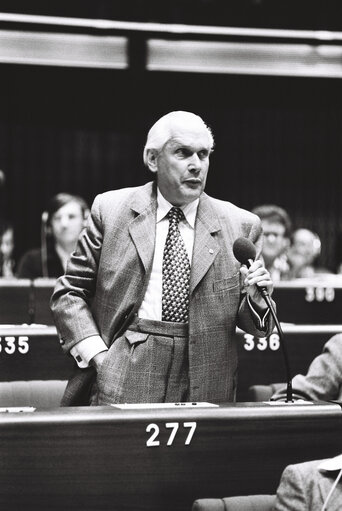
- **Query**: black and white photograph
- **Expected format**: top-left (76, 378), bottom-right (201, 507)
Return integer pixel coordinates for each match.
top-left (1, 2), bottom-right (342, 510)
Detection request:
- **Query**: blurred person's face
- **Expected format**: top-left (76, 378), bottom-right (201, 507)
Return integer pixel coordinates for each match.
top-left (288, 230), bottom-right (317, 268)
top-left (50, 201), bottom-right (85, 248)
top-left (261, 220), bottom-right (289, 265)
top-left (147, 123), bottom-right (211, 206)
top-left (0, 229), bottom-right (14, 259)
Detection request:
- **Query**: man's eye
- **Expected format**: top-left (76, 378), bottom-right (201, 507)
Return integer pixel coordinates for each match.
top-left (198, 151), bottom-right (208, 160)
top-left (175, 148), bottom-right (188, 157)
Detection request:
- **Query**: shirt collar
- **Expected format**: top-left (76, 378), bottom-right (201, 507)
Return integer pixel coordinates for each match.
top-left (319, 454), bottom-right (342, 472)
top-left (156, 188), bottom-right (199, 228)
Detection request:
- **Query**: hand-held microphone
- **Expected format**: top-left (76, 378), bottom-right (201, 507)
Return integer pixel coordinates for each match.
top-left (233, 237), bottom-right (269, 298)
top-left (233, 237), bottom-right (293, 402)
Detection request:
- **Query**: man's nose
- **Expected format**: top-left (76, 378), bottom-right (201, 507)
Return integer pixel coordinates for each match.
top-left (188, 154), bottom-right (201, 172)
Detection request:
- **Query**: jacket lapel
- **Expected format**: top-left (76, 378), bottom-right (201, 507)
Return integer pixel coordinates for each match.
top-left (128, 182), bottom-right (157, 273)
top-left (190, 193), bottom-right (221, 295)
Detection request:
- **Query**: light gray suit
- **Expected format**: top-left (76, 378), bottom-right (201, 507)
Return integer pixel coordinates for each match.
top-left (274, 458), bottom-right (342, 511)
top-left (51, 181), bottom-right (274, 404)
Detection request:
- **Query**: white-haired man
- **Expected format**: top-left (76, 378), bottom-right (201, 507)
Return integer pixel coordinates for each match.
top-left (51, 111), bottom-right (274, 406)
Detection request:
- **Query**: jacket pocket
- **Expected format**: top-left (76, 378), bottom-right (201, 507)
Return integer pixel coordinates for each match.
top-left (213, 272), bottom-right (240, 292)
top-left (125, 330), bottom-right (149, 355)
top-left (125, 330), bottom-right (149, 345)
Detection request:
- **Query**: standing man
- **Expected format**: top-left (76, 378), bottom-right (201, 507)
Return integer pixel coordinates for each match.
top-left (51, 111), bottom-right (275, 406)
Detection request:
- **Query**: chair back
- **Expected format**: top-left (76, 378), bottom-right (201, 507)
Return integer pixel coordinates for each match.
top-left (0, 380), bottom-right (67, 408)
top-left (192, 494), bottom-right (276, 510)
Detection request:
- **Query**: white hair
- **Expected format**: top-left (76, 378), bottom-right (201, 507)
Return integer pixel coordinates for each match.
top-left (143, 111), bottom-right (214, 166)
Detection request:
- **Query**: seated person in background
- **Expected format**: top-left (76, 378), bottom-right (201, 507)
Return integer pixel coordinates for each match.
top-left (286, 228), bottom-right (330, 279)
top-left (0, 219), bottom-right (15, 278)
top-left (251, 204), bottom-right (292, 282)
top-left (17, 193), bottom-right (89, 279)
top-left (274, 455), bottom-right (342, 510)
top-left (271, 334), bottom-right (342, 401)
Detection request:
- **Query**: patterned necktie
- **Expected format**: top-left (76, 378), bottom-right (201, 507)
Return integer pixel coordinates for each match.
top-left (162, 207), bottom-right (191, 322)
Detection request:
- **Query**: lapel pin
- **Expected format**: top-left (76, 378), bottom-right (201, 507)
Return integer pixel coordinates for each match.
top-left (209, 248), bottom-right (214, 254)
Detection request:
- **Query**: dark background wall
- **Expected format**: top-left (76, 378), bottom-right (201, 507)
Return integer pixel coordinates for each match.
top-left (0, 64), bottom-right (342, 271)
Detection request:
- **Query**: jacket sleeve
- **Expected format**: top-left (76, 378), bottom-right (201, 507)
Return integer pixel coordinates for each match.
top-left (50, 194), bottom-right (104, 353)
top-left (273, 464), bottom-right (308, 511)
top-left (271, 334), bottom-right (342, 401)
top-left (236, 215), bottom-right (275, 337)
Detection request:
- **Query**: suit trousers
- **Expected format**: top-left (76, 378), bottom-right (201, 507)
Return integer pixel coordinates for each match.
top-left (90, 317), bottom-right (189, 405)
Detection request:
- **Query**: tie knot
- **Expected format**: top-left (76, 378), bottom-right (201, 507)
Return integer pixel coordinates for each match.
top-left (168, 207), bottom-right (184, 225)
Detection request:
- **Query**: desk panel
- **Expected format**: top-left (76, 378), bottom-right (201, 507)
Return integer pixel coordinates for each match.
top-left (0, 279), bottom-right (32, 323)
top-left (273, 278), bottom-right (342, 324)
top-left (236, 324), bottom-right (342, 401)
top-left (0, 402), bottom-right (341, 510)
top-left (0, 278), bottom-right (55, 325)
top-left (32, 278), bottom-right (56, 325)
top-left (0, 326), bottom-right (73, 380)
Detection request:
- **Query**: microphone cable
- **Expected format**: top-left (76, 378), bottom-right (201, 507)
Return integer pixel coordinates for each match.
top-left (321, 467), bottom-right (342, 511)
top-left (41, 211), bottom-right (49, 278)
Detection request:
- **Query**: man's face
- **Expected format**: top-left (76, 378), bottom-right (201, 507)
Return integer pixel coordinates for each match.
top-left (261, 220), bottom-right (289, 263)
top-left (51, 201), bottom-right (85, 247)
top-left (288, 230), bottom-right (317, 268)
top-left (154, 126), bottom-right (211, 206)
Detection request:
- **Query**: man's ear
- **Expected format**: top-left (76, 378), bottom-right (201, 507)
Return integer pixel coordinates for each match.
top-left (146, 149), bottom-right (158, 173)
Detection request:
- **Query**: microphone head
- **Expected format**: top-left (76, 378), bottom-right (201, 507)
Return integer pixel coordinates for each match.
top-left (233, 237), bottom-right (256, 265)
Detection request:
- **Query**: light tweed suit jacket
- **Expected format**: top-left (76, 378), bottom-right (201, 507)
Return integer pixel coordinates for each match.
top-left (51, 181), bottom-right (274, 404)
top-left (274, 458), bottom-right (342, 511)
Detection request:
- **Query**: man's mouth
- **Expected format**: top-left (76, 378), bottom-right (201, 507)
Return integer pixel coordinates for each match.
top-left (184, 178), bottom-right (202, 185)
